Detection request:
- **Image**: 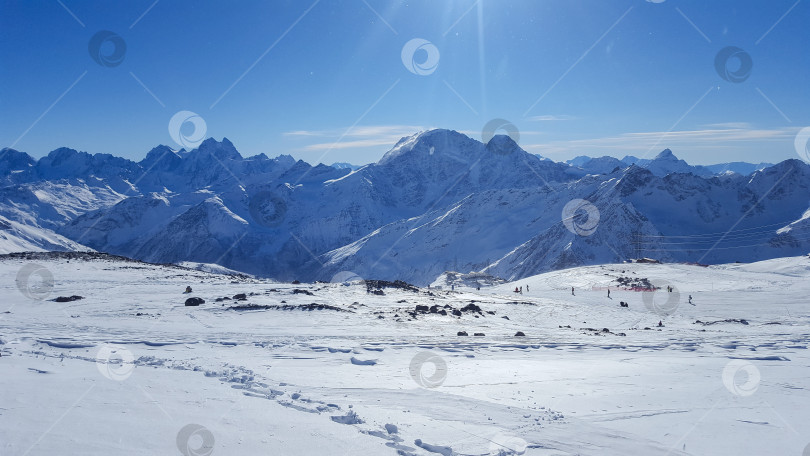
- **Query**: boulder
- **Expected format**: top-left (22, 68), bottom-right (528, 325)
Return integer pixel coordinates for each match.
top-left (461, 303), bottom-right (482, 313)
top-left (185, 297), bottom-right (205, 306)
top-left (52, 295), bottom-right (83, 303)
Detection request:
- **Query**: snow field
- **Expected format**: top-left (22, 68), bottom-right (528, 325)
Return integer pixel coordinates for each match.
top-left (2, 254), bottom-right (809, 455)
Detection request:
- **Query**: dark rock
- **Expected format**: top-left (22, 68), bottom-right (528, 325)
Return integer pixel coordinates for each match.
top-left (429, 305), bottom-right (439, 313)
top-left (457, 331), bottom-right (468, 336)
top-left (452, 309), bottom-right (462, 316)
top-left (292, 289), bottom-right (314, 296)
top-left (694, 319), bottom-right (749, 326)
top-left (227, 303), bottom-right (350, 312)
top-left (515, 331), bottom-right (525, 337)
top-left (292, 280), bottom-right (301, 284)
top-left (438, 310), bottom-right (447, 316)
top-left (52, 295), bottom-right (84, 303)
top-left (415, 305), bottom-right (430, 313)
top-left (364, 279), bottom-right (419, 293)
top-left (473, 332), bottom-right (485, 336)
top-left (461, 303), bottom-right (482, 313)
top-left (233, 293), bottom-right (247, 300)
top-left (185, 297), bottom-right (205, 306)
top-left (501, 315), bottom-right (510, 320)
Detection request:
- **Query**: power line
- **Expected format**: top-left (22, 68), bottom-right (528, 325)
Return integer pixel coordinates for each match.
top-left (639, 219), bottom-right (798, 239)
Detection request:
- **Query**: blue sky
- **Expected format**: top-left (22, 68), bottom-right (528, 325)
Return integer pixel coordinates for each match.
top-left (1, 0), bottom-right (808, 165)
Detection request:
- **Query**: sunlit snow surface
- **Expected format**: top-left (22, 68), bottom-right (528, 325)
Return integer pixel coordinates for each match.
top-left (1, 253), bottom-right (809, 455)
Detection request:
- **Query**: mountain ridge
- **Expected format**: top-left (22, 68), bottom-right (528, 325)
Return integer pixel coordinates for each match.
top-left (1, 129), bottom-right (808, 284)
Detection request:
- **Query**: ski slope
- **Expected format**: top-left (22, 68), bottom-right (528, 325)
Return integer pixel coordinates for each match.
top-left (1, 253), bottom-right (809, 455)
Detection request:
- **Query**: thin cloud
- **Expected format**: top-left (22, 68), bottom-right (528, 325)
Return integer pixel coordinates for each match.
top-left (702, 122), bottom-right (753, 130)
top-left (527, 115), bottom-right (576, 121)
top-left (284, 125), bottom-right (428, 138)
top-left (523, 126), bottom-right (799, 159)
top-left (303, 138), bottom-right (404, 151)
top-left (288, 124), bottom-right (433, 152)
top-left (283, 130), bottom-right (325, 137)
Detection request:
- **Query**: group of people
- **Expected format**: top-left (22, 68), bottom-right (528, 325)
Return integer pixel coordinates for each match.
top-left (513, 285), bottom-right (529, 294)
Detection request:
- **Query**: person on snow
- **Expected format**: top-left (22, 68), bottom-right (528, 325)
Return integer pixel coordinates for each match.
top-left (526, 284), bottom-right (529, 292)
top-left (657, 320), bottom-right (664, 327)
top-left (184, 286), bottom-right (192, 294)
top-left (571, 287), bottom-right (575, 296)
top-left (607, 288), bottom-right (610, 298)
top-left (519, 286), bottom-right (523, 294)
top-left (688, 295), bottom-right (693, 305)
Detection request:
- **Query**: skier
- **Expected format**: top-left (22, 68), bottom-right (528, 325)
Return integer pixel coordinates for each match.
top-left (184, 286), bottom-right (192, 294)
top-left (451, 284), bottom-right (455, 291)
top-left (519, 286), bottom-right (523, 294)
top-left (657, 320), bottom-right (663, 327)
top-left (607, 288), bottom-right (610, 298)
top-left (571, 287), bottom-right (575, 296)
top-left (688, 294), bottom-right (693, 305)
top-left (526, 284), bottom-right (529, 292)
top-left (515, 287), bottom-right (519, 293)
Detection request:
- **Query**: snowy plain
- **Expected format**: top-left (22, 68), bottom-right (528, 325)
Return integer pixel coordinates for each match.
top-left (1, 253), bottom-right (809, 455)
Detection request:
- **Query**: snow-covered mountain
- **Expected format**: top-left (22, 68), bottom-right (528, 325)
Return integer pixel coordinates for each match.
top-left (570, 151), bottom-right (772, 177)
top-left (331, 162), bottom-right (362, 171)
top-left (1, 129), bottom-right (808, 284)
top-left (0, 215), bottom-right (87, 253)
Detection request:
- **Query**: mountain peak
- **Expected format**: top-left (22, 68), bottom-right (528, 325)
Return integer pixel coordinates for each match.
top-left (378, 129), bottom-right (476, 165)
top-left (140, 145), bottom-right (182, 171)
top-left (653, 149), bottom-right (677, 161)
top-left (0, 147), bottom-right (36, 174)
top-left (485, 134), bottom-right (521, 156)
top-left (195, 137), bottom-right (242, 161)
